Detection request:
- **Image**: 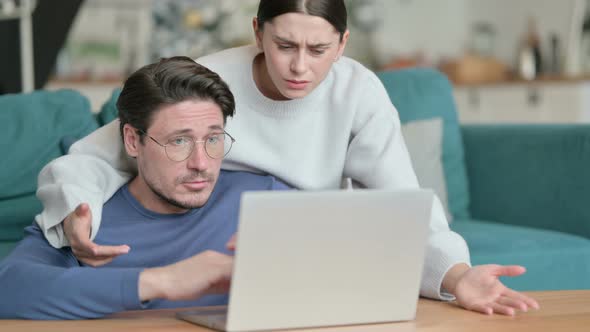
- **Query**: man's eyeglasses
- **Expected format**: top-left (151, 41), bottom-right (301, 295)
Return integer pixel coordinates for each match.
top-left (137, 129), bottom-right (235, 162)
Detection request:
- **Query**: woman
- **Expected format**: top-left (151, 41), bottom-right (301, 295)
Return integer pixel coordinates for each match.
top-left (36, 0), bottom-right (538, 315)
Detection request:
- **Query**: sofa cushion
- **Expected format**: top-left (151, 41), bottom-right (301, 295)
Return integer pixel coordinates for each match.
top-left (0, 89), bottom-right (98, 200)
top-left (59, 135), bottom-right (78, 154)
top-left (451, 219), bottom-right (590, 290)
top-left (462, 124), bottom-right (590, 239)
top-left (0, 195), bottom-right (40, 242)
top-left (98, 88), bottom-right (121, 126)
top-left (0, 89), bottom-right (98, 238)
top-left (377, 68), bottom-right (470, 220)
top-left (401, 117), bottom-right (451, 221)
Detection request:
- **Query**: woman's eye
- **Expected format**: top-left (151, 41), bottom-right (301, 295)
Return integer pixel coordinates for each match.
top-left (207, 136), bottom-right (220, 144)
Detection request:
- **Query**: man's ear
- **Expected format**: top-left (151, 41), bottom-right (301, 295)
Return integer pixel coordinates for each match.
top-left (253, 17), bottom-right (263, 51)
top-left (123, 124), bottom-right (140, 158)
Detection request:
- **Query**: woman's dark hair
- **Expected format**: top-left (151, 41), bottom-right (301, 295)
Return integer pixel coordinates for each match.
top-left (117, 56), bottom-right (235, 142)
top-left (257, 0), bottom-right (347, 41)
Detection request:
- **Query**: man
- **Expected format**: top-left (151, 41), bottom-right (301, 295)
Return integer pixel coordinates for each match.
top-left (0, 57), bottom-right (288, 320)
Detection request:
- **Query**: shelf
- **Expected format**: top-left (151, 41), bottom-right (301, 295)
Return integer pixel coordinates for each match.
top-left (452, 75), bottom-right (590, 88)
top-left (47, 77), bottom-right (124, 86)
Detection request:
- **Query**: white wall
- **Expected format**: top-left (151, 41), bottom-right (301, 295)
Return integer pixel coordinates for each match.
top-left (353, 0), bottom-right (469, 67)
top-left (60, 0), bottom-right (152, 77)
top-left (466, 0), bottom-right (578, 67)
top-left (356, 0), bottom-right (580, 70)
top-left (61, 0), bottom-right (583, 73)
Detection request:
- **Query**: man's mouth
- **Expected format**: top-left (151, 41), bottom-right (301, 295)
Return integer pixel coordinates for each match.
top-left (182, 180), bottom-right (209, 191)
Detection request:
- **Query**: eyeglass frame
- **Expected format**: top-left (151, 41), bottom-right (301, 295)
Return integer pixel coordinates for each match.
top-left (136, 128), bottom-right (235, 162)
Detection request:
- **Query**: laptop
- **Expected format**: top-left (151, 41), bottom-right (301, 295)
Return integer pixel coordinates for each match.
top-left (177, 189), bottom-right (434, 331)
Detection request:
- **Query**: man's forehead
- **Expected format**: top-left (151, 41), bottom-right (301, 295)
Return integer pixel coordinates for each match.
top-left (150, 100), bottom-right (224, 134)
top-left (163, 125), bottom-right (224, 136)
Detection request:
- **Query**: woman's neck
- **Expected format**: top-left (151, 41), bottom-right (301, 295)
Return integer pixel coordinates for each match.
top-left (252, 53), bottom-right (289, 101)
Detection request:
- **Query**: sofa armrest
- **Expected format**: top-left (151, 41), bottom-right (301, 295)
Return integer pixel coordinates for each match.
top-left (461, 124), bottom-right (590, 238)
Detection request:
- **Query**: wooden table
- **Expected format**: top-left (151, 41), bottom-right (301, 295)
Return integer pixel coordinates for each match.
top-left (1, 291), bottom-right (589, 331)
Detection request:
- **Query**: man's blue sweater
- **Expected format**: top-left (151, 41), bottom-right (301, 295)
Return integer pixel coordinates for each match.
top-left (0, 171), bottom-right (289, 319)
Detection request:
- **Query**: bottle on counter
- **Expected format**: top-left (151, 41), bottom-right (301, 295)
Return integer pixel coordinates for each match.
top-left (548, 33), bottom-right (562, 75)
top-left (580, 1), bottom-right (590, 74)
top-left (517, 17), bottom-right (542, 80)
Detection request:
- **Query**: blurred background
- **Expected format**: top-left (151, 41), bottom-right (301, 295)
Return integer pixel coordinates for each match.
top-left (2, 0), bottom-right (590, 123)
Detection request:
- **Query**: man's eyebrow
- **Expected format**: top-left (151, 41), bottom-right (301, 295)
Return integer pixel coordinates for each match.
top-left (273, 35), bottom-right (332, 48)
top-left (167, 129), bottom-right (192, 136)
top-left (208, 125), bottom-right (224, 131)
top-left (167, 125), bottom-right (223, 136)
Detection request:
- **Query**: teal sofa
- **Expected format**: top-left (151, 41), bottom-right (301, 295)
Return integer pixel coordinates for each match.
top-left (378, 68), bottom-right (590, 291)
top-left (0, 90), bottom-right (100, 257)
top-left (2, 68), bottom-right (590, 292)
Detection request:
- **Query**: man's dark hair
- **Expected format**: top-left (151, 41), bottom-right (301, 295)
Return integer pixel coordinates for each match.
top-left (117, 56), bottom-right (235, 142)
top-left (257, 0), bottom-right (347, 41)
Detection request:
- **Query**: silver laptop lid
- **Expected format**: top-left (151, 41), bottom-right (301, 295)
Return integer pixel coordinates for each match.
top-left (226, 189), bottom-right (433, 332)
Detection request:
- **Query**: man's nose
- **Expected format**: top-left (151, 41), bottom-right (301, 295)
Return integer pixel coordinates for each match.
top-left (186, 142), bottom-right (209, 171)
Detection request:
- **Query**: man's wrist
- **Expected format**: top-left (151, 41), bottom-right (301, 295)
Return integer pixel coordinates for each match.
top-left (139, 267), bottom-right (167, 302)
top-left (441, 263), bottom-right (470, 295)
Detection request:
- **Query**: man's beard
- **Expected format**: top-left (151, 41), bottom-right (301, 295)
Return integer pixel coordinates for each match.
top-left (144, 171), bottom-right (215, 210)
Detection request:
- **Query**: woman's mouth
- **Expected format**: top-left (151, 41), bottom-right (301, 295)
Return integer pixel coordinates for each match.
top-left (285, 79), bottom-right (310, 90)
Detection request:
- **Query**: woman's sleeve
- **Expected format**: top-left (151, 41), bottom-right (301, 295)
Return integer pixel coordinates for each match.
top-left (35, 120), bottom-right (137, 248)
top-left (343, 74), bottom-right (470, 300)
top-left (342, 74), bottom-right (418, 190)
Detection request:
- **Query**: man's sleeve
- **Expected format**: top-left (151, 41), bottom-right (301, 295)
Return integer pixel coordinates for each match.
top-left (0, 225), bottom-right (144, 320)
top-left (269, 176), bottom-right (294, 191)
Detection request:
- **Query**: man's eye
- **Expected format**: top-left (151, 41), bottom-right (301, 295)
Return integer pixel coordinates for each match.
top-left (278, 44), bottom-right (293, 50)
top-left (171, 137), bottom-right (190, 146)
top-left (207, 136), bottom-right (220, 144)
